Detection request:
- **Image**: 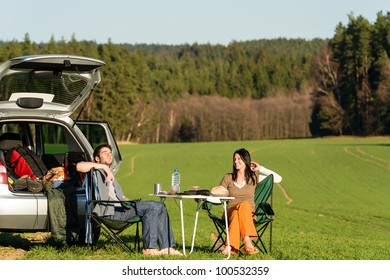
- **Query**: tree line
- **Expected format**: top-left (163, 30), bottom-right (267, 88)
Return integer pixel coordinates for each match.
top-left (310, 11), bottom-right (390, 136)
top-left (0, 11), bottom-right (389, 142)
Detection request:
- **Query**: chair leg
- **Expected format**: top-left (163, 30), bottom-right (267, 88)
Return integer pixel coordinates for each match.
top-left (253, 222), bottom-right (269, 254)
top-left (103, 225), bottom-right (134, 253)
top-left (92, 216), bottom-right (135, 253)
top-left (254, 237), bottom-right (267, 254)
top-left (212, 236), bottom-right (225, 252)
top-left (269, 219), bottom-right (273, 252)
top-left (211, 220), bottom-right (226, 252)
top-left (135, 222), bottom-right (141, 252)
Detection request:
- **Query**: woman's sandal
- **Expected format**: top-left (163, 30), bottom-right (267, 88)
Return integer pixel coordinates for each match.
top-left (244, 246), bottom-right (260, 255)
top-left (221, 246), bottom-right (238, 255)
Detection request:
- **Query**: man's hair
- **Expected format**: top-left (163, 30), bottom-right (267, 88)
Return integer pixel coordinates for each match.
top-left (93, 143), bottom-right (112, 159)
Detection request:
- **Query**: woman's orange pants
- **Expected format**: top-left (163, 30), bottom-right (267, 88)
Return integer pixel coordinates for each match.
top-left (226, 201), bottom-right (257, 251)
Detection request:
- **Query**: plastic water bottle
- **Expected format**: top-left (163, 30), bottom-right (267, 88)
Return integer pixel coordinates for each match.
top-left (171, 168), bottom-right (180, 194)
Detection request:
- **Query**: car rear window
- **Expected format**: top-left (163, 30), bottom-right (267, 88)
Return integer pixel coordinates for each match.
top-left (0, 72), bottom-right (88, 105)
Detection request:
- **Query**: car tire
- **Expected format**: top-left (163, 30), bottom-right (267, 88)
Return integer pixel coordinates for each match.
top-left (77, 225), bottom-right (101, 246)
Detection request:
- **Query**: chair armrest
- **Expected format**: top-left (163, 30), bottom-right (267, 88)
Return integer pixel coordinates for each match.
top-left (254, 202), bottom-right (274, 216)
top-left (121, 199), bottom-right (140, 210)
top-left (91, 199), bottom-right (141, 215)
top-left (260, 202), bottom-right (274, 215)
top-left (91, 199), bottom-right (139, 208)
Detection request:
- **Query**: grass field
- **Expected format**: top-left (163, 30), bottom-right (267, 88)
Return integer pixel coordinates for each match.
top-left (2, 137), bottom-right (390, 260)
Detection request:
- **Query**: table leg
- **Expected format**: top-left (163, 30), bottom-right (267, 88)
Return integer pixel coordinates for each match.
top-left (189, 199), bottom-right (202, 254)
top-left (161, 197), bottom-right (186, 255)
top-left (222, 200), bottom-right (231, 259)
top-left (179, 199), bottom-right (186, 256)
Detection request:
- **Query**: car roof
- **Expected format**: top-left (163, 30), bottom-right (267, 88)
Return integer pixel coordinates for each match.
top-left (0, 54), bottom-right (106, 117)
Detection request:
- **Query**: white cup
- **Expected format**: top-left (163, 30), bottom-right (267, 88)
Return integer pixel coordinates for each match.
top-left (154, 183), bottom-right (162, 194)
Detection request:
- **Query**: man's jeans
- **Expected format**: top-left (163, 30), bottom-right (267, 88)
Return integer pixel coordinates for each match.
top-left (110, 200), bottom-right (175, 249)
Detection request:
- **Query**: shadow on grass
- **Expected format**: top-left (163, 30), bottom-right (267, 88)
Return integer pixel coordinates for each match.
top-left (0, 231), bottom-right (90, 252)
top-left (0, 232), bottom-right (33, 250)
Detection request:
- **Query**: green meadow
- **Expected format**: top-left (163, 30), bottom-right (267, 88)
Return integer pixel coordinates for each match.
top-left (5, 137), bottom-right (390, 260)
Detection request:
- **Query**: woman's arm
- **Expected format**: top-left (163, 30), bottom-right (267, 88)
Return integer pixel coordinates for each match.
top-left (251, 161), bottom-right (282, 183)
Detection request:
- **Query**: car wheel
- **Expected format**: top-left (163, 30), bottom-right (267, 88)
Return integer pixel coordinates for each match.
top-left (77, 225), bottom-right (101, 246)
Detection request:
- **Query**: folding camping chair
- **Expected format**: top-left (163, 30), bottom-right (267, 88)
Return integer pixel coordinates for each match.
top-left (250, 173), bottom-right (274, 253)
top-left (203, 174), bottom-right (275, 254)
top-left (85, 169), bottom-right (142, 253)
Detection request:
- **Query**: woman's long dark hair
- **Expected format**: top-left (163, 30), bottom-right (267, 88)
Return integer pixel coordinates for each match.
top-left (232, 148), bottom-right (257, 185)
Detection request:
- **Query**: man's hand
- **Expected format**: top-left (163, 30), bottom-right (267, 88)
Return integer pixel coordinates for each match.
top-left (102, 165), bottom-right (114, 183)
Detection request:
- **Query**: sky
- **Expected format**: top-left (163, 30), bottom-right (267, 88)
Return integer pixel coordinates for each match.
top-left (1, 0), bottom-right (389, 45)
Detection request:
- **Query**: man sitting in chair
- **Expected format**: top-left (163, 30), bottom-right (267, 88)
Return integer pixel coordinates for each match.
top-left (76, 144), bottom-right (182, 256)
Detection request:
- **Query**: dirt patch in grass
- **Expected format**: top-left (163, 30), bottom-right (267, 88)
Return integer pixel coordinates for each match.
top-left (0, 247), bottom-right (27, 260)
top-left (0, 232), bottom-right (51, 260)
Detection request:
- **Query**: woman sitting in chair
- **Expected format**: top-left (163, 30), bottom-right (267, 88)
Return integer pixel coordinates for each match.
top-left (76, 144), bottom-right (182, 256)
top-left (214, 148), bottom-right (282, 255)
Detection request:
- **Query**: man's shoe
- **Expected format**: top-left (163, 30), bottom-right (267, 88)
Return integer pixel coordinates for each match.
top-left (42, 180), bottom-right (53, 193)
top-left (13, 176), bottom-right (29, 190)
top-left (26, 177), bottom-right (43, 193)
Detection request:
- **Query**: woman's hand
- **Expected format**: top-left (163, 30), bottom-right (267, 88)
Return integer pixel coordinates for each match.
top-left (250, 161), bottom-right (261, 172)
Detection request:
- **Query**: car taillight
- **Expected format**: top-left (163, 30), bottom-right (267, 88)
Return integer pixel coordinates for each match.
top-left (64, 161), bottom-right (69, 181)
top-left (0, 163), bottom-right (8, 184)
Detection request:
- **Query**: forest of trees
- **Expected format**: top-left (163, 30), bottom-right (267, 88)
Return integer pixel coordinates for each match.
top-left (0, 12), bottom-right (389, 143)
top-left (310, 12), bottom-right (390, 136)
